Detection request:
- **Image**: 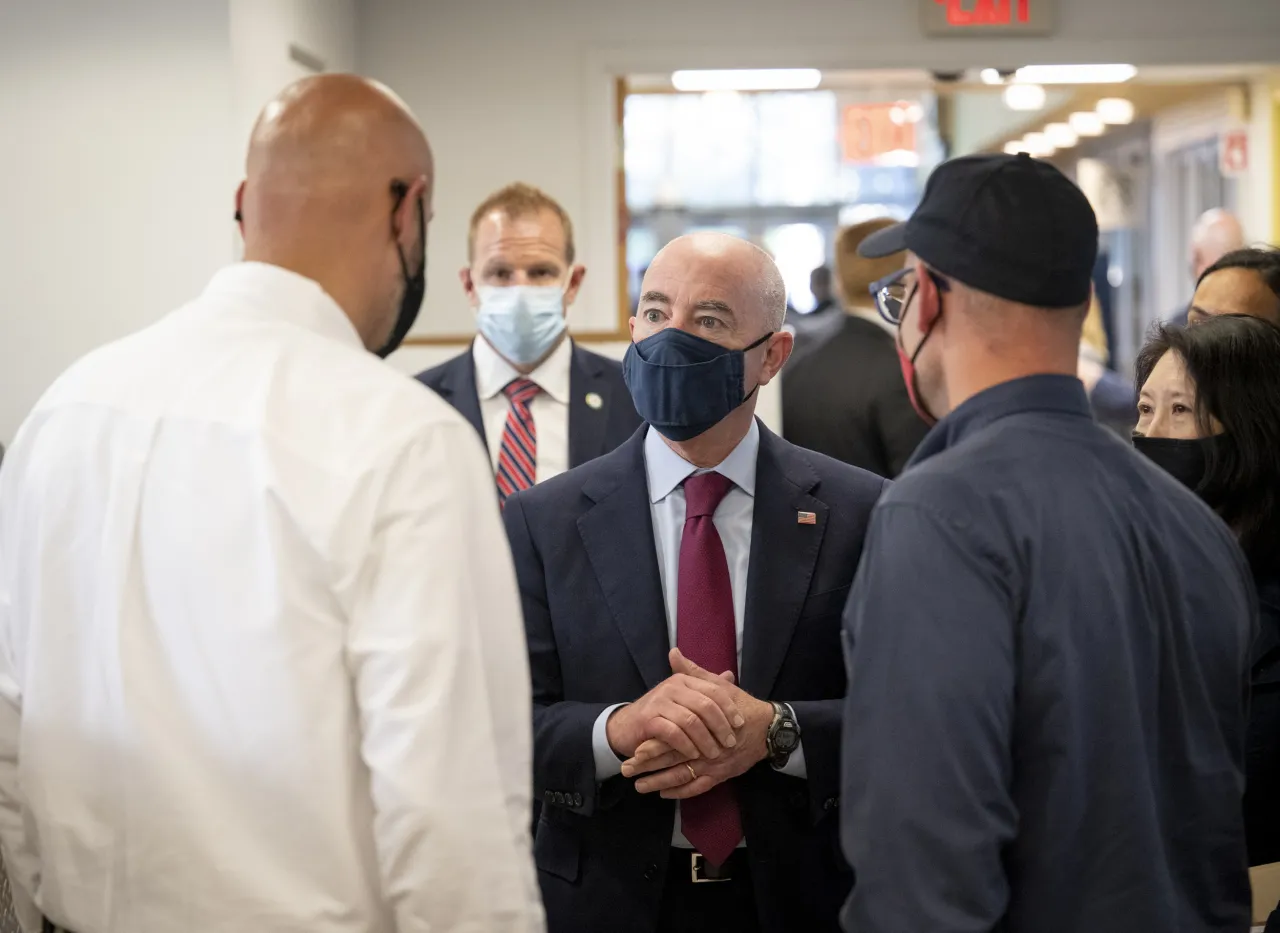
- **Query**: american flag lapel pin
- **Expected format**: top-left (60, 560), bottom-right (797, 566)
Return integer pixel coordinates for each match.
top-left (797, 511), bottom-right (817, 525)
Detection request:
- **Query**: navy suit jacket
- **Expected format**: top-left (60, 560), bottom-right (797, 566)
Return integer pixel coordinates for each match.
top-left (502, 423), bottom-right (887, 933)
top-left (415, 340), bottom-right (641, 469)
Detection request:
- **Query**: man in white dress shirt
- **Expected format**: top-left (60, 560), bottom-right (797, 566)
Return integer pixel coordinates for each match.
top-left (0, 75), bottom-right (543, 933)
top-left (417, 183), bottom-right (640, 503)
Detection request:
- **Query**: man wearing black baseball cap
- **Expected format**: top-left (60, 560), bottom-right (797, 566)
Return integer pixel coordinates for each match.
top-left (839, 154), bottom-right (1255, 933)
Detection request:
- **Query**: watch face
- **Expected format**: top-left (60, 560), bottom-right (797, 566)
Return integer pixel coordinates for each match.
top-left (775, 728), bottom-right (799, 753)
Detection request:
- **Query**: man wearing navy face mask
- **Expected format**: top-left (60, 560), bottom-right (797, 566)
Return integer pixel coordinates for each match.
top-left (418, 183), bottom-right (640, 501)
top-left (501, 232), bottom-right (886, 933)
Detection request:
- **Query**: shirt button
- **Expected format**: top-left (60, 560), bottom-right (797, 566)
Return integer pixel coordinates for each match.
top-left (643, 863), bottom-right (658, 882)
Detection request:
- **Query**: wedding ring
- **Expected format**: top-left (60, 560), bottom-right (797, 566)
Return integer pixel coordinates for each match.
top-left (686, 764), bottom-right (698, 782)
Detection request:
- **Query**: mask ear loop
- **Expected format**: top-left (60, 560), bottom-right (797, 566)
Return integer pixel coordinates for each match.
top-left (897, 273), bottom-right (948, 424)
top-left (740, 330), bottom-right (776, 403)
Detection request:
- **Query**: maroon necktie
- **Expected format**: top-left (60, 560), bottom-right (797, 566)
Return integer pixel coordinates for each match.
top-left (676, 471), bottom-right (743, 866)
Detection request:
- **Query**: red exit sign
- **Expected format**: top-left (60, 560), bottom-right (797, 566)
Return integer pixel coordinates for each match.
top-left (921, 0), bottom-right (1054, 35)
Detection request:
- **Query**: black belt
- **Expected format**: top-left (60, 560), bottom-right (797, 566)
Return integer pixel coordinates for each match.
top-left (669, 847), bottom-right (748, 883)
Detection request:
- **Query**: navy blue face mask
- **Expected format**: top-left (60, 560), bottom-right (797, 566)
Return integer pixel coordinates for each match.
top-left (622, 327), bottom-right (772, 441)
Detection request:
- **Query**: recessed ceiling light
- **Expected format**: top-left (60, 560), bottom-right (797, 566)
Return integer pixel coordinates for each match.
top-left (1096, 98), bottom-right (1136, 125)
top-left (670, 69), bottom-right (822, 92)
top-left (1003, 83), bottom-right (1047, 111)
top-left (1044, 123), bottom-right (1079, 148)
top-left (1014, 64), bottom-right (1137, 84)
top-left (1068, 111), bottom-right (1106, 136)
top-left (981, 68), bottom-right (1004, 85)
top-left (1022, 133), bottom-right (1055, 158)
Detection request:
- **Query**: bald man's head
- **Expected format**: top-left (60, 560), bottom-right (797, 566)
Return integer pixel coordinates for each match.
top-left (640, 232), bottom-right (788, 337)
top-left (1190, 209), bottom-right (1245, 281)
top-left (237, 74), bottom-right (435, 355)
top-left (629, 233), bottom-right (794, 450)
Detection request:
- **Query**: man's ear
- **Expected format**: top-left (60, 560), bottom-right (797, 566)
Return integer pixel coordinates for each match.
top-left (563, 264), bottom-right (587, 308)
top-left (914, 261), bottom-right (943, 334)
top-left (756, 330), bottom-right (795, 387)
top-left (460, 267), bottom-right (479, 309)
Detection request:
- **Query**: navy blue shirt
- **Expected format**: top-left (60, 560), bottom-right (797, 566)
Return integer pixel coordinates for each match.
top-left (840, 375), bottom-right (1256, 933)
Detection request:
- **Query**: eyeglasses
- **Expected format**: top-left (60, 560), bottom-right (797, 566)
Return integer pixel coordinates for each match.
top-left (868, 267), bottom-right (950, 326)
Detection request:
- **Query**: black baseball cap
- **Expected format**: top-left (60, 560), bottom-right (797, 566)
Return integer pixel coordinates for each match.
top-left (859, 152), bottom-right (1099, 308)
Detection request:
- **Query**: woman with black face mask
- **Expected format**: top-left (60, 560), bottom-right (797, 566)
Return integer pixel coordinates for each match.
top-left (1133, 314), bottom-right (1280, 883)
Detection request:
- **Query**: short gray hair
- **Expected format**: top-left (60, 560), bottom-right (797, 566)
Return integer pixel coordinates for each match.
top-left (751, 244), bottom-right (788, 331)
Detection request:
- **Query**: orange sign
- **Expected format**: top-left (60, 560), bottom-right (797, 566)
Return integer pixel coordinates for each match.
top-left (841, 103), bottom-right (917, 164)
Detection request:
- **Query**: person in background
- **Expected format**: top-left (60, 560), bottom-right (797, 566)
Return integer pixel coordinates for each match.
top-left (809, 265), bottom-right (836, 316)
top-left (1077, 293), bottom-right (1137, 433)
top-left (417, 183), bottom-right (640, 503)
top-left (0, 76), bottom-right (543, 933)
top-left (1172, 209), bottom-right (1246, 324)
top-left (784, 264), bottom-right (844, 367)
top-left (505, 232), bottom-right (885, 933)
top-left (782, 219), bottom-right (928, 477)
top-left (1187, 246), bottom-right (1280, 326)
top-left (1132, 315), bottom-right (1280, 877)
top-left (840, 153), bottom-right (1256, 933)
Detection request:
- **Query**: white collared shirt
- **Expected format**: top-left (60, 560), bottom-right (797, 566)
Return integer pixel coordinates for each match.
top-left (472, 335), bottom-right (571, 484)
top-left (591, 423), bottom-right (805, 849)
top-left (0, 262), bottom-right (544, 933)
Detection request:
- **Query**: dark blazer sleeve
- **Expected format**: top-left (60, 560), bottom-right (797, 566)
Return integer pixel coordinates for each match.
top-left (502, 492), bottom-right (613, 818)
top-left (787, 698), bottom-right (842, 821)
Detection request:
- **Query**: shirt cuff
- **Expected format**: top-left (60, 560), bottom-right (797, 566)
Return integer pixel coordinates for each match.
top-left (777, 740), bottom-right (808, 779)
top-left (592, 703), bottom-right (629, 781)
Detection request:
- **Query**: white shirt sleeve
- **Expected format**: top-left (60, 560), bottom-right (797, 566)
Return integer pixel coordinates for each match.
top-left (346, 419), bottom-right (544, 933)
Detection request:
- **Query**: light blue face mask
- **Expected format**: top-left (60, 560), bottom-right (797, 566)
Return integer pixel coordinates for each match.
top-left (475, 284), bottom-right (568, 366)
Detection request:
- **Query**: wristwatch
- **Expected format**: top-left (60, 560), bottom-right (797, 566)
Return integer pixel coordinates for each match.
top-left (765, 702), bottom-right (801, 770)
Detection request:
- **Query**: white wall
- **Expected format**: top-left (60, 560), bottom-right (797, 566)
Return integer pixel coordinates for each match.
top-left (0, 1), bottom-right (361, 445)
top-left (0, 0), bottom-right (236, 444)
top-left (230, 0), bottom-right (359, 160)
top-left (360, 0), bottom-right (1280, 350)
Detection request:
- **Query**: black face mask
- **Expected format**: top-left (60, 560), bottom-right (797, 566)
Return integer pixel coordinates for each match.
top-left (1132, 435), bottom-right (1217, 493)
top-left (377, 182), bottom-right (427, 359)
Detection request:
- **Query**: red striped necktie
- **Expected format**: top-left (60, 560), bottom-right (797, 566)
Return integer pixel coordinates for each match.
top-left (496, 378), bottom-right (540, 504)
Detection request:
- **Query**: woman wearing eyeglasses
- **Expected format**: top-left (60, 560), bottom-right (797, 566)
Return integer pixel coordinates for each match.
top-left (1133, 315), bottom-right (1280, 923)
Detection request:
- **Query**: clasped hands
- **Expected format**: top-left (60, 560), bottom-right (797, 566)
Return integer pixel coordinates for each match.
top-left (605, 648), bottom-right (774, 800)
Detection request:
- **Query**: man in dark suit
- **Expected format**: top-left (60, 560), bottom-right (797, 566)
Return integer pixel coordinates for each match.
top-left (783, 219), bottom-right (928, 477)
top-left (417, 183), bottom-right (639, 501)
top-left (503, 232), bottom-right (886, 933)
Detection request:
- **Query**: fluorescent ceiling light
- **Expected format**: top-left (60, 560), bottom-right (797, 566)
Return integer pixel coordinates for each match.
top-left (1022, 133), bottom-right (1055, 158)
top-left (981, 68), bottom-right (1004, 85)
top-left (1068, 111), bottom-right (1106, 136)
top-left (1014, 64), bottom-right (1137, 85)
top-left (1044, 123), bottom-right (1079, 148)
top-left (1003, 83), bottom-right (1047, 111)
top-left (670, 69), bottom-right (822, 92)
top-left (1096, 98), bottom-right (1136, 125)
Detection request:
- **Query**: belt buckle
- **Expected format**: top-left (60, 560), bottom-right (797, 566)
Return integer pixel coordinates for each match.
top-left (690, 851), bottom-right (732, 884)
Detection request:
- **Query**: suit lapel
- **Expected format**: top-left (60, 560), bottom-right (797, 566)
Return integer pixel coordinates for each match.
top-left (740, 425), bottom-right (826, 698)
top-left (568, 343), bottom-right (610, 468)
top-left (576, 429), bottom-right (671, 690)
top-left (437, 343), bottom-right (487, 446)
